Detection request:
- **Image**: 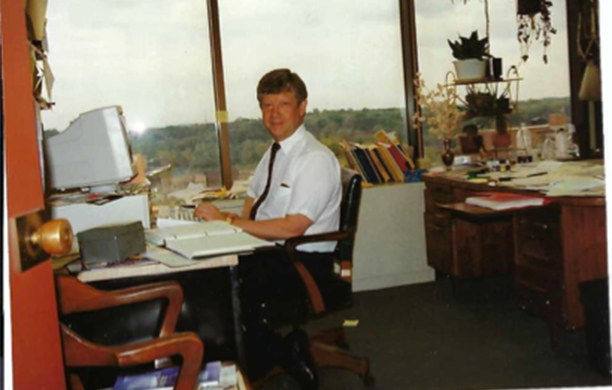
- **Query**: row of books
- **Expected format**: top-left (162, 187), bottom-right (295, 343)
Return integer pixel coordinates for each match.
top-left (339, 130), bottom-right (416, 185)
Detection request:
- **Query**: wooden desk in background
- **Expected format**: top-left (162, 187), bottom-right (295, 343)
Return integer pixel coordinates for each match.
top-left (422, 171), bottom-right (607, 338)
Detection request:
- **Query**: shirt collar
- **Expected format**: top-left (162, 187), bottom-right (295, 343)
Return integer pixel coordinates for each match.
top-left (277, 124), bottom-right (306, 154)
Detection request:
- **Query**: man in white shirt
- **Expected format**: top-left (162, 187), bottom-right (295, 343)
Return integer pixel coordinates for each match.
top-left (195, 69), bottom-right (342, 388)
top-left (195, 70), bottom-right (341, 249)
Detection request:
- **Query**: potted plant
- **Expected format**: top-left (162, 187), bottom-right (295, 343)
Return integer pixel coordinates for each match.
top-left (459, 123), bottom-right (485, 155)
top-left (517, 0), bottom-right (556, 63)
top-left (448, 31), bottom-right (490, 82)
top-left (463, 90), bottom-right (513, 147)
top-left (464, 90), bottom-right (512, 119)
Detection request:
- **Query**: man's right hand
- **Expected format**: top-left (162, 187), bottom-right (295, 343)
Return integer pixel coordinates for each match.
top-left (194, 202), bottom-right (225, 221)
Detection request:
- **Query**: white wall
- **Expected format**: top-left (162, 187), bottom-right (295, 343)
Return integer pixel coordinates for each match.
top-left (352, 183), bottom-right (435, 292)
top-left (214, 183), bottom-right (435, 292)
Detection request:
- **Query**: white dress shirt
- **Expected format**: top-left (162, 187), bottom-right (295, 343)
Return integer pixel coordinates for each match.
top-left (247, 124), bottom-right (341, 253)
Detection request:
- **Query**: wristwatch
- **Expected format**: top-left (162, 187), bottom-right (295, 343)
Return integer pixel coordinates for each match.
top-left (225, 216), bottom-right (234, 225)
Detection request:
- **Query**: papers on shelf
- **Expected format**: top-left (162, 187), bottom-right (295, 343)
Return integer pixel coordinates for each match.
top-left (466, 192), bottom-right (548, 210)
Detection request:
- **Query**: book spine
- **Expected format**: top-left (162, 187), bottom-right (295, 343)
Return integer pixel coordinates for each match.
top-left (351, 144), bottom-right (379, 184)
top-left (366, 146), bottom-right (391, 183)
top-left (376, 143), bottom-right (404, 182)
top-left (372, 147), bottom-right (396, 183)
top-left (386, 143), bottom-right (409, 173)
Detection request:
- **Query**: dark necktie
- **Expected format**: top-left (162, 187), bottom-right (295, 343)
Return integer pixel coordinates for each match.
top-left (250, 142), bottom-right (281, 220)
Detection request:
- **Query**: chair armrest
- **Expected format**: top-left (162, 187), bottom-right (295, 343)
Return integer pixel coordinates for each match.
top-left (62, 325), bottom-right (203, 390)
top-left (284, 229), bottom-right (354, 315)
top-left (56, 276), bottom-right (183, 338)
top-left (285, 229), bottom-right (354, 256)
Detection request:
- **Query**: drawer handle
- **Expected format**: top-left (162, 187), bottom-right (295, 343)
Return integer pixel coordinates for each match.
top-left (533, 221), bottom-right (550, 231)
top-left (519, 220), bottom-right (551, 231)
top-left (522, 249), bottom-right (553, 263)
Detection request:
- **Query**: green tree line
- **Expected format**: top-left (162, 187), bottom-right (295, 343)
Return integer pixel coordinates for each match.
top-left (125, 97), bottom-right (568, 175)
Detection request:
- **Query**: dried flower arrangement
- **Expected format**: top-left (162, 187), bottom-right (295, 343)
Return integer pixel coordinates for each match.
top-left (414, 75), bottom-right (465, 140)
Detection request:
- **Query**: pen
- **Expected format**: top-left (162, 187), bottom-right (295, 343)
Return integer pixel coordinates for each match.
top-left (526, 172), bottom-right (547, 178)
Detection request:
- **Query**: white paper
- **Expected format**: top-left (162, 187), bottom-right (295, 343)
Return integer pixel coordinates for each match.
top-left (168, 182), bottom-right (205, 202)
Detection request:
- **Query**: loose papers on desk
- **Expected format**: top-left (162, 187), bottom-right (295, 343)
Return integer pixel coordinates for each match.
top-left (483, 160), bottom-right (605, 197)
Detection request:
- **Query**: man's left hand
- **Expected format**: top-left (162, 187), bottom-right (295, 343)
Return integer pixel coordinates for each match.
top-left (194, 202), bottom-right (225, 221)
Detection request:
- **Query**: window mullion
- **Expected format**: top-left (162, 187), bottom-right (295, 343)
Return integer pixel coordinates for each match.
top-left (207, 0), bottom-right (233, 190)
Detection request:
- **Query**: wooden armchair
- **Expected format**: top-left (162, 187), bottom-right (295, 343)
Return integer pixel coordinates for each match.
top-left (55, 275), bottom-right (204, 390)
top-left (284, 168), bottom-right (373, 384)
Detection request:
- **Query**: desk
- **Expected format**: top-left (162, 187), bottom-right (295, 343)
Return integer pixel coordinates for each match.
top-left (57, 253), bottom-right (248, 370)
top-left (76, 254), bottom-right (238, 283)
top-left (422, 169), bottom-right (607, 336)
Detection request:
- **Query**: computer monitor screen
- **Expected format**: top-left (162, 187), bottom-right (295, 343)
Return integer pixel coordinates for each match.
top-left (44, 106), bottom-right (136, 192)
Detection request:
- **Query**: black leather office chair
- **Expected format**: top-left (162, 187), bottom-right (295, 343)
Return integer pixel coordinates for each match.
top-left (269, 168), bottom-right (373, 385)
top-left (55, 276), bottom-right (204, 390)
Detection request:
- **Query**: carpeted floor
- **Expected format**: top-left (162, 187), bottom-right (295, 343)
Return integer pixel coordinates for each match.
top-left (261, 276), bottom-right (612, 390)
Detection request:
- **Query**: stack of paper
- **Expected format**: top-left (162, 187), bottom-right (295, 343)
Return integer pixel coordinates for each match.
top-left (466, 193), bottom-right (548, 210)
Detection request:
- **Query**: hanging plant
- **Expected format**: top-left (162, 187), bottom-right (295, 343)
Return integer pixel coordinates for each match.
top-left (516, 0), bottom-right (557, 63)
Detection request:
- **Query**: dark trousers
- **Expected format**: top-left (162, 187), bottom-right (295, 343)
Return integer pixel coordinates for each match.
top-left (238, 247), bottom-right (346, 378)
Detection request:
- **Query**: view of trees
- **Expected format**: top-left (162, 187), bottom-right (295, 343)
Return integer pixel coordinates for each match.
top-left (128, 107), bottom-right (407, 184)
top-left (129, 97), bottom-right (569, 185)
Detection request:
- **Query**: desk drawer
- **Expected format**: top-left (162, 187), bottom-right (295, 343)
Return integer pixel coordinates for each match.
top-left (516, 207), bottom-right (560, 241)
top-left (517, 281), bottom-right (557, 323)
top-left (424, 212), bottom-right (453, 274)
top-left (425, 184), bottom-right (455, 212)
top-left (516, 264), bottom-right (564, 326)
top-left (515, 207), bottom-right (562, 269)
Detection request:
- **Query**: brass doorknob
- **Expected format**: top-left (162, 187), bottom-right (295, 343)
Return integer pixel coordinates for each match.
top-left (29, 218), bottom-right (74, 256)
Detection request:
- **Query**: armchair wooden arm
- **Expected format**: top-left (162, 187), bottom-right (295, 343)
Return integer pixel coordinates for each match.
top-left (284, 229), bottom-right (356, 315)
top-left (56, 276), bottom-right (204, 390)
top-left (56, 275), bottom-right (183, 338)
top-left (62, 326), bottom-right (203, 390)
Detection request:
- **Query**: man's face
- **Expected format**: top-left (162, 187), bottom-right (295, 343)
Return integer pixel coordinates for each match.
top-left (260, 90), bottom-right (307, 142)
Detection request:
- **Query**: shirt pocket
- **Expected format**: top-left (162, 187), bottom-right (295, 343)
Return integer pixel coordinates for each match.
top-left (268, 185), bottom-right (292, 214)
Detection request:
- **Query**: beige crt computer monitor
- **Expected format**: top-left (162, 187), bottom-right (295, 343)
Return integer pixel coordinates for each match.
top-left (44, 106), bottom-right (137, 192)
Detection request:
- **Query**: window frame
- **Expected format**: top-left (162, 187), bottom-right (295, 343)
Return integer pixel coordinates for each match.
top-left (208, 0), bottom-right (420, 189)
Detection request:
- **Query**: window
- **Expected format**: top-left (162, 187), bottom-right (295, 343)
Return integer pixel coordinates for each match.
top-left (219, 0), bottom-right (410, 179)
top-left (414, 0), bottom-right (571, 167)
top-left (43, 0), bottom-right (414, 193)
top-left (43, 0), bottom-right (220, 197)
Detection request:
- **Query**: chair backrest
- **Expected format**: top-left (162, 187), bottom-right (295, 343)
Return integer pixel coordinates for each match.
top-left (336, 168), bottom-right (363, 262)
